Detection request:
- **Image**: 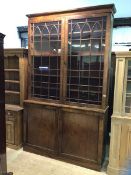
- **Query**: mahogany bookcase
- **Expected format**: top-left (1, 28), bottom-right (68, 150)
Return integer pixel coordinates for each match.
top-left (24, 4), bottom-right (116, 170)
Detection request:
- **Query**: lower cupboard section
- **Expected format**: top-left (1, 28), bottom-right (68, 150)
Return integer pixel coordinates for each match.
top-left (23, 101), bottom-right (108, 171)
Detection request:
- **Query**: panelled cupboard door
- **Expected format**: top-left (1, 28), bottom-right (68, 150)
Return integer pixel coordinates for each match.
top-left (59, 110), bottom-right (99, 164)
top-left (24, 103), bottom-right (58, 155)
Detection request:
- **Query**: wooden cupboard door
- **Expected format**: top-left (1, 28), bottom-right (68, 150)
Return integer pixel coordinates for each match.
top-left (25, 104), bottom-right (58, 154)
top-left (59, 110), bottom-right (99, 162)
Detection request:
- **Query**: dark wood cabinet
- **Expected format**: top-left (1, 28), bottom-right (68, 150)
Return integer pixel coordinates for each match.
top-left (24, 4), bottom-right (116, 170)
top-left (4, 49), bottom-right (28, 149)
top-left (0, 33), bottom-right (7, 174)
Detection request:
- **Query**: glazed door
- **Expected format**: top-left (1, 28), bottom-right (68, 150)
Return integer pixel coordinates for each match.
top-left (29, 19), bottom-right (65, 102)
top-left (63, 16), bottom-right (107, 106)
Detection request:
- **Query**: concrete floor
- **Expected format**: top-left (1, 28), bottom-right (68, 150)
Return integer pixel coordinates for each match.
top-left (7, 148), bottom-right (107, 175)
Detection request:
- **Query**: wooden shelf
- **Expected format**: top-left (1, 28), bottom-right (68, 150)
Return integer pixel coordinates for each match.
top-left (5, 104), bottom-right (23, 111)
top-left (31, 51), bottom-right (61, 57)
top-left (5, 90), bottom-right (20, 95)
top-left (69, 52), bottom-right (104, 56)
top-left (33, 73), bottom-right (60, 77)
top-left (5, 80), bottom-right (20, 84)
top-left (67, 76), bottom-right (103, 79)
top-left (67, 89), bottom-right (102, 93)
top-left (4, 69), bottom-right (19, 72)
top-left (68, 69), bottom-right (103, 72)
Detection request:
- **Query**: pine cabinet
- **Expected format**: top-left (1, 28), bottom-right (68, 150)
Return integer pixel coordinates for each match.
top-left (108, 52), bottom-right (131, 175)
top-left (24, 4), bottom-right (115, 170)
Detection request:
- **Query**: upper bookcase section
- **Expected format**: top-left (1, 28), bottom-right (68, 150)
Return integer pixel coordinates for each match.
top-left (26, 4), bottom-right (116, 108)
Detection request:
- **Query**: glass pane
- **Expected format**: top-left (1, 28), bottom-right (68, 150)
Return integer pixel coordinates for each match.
top-left (71, 40), bottom-right (81, 53)
top-left (90, 56), bottom-right (101, 70)
top-left (33, 87), bottom-right (41, 95)
top-left (33, 57), bottom-right (41, 68)
top-left (41, 88), bottom-right (48, 96)
top-left (125, 95), bottom-right (131, 113)
top-left (34, 42), bottom-right (41, 51)
top-left (127, 81), bottom-right (131, 93)
top-left (82, 23), bottom-right (91, 33)
top-left (91, 39), bottom-right (101, 52)
top-left (92, 22), bottom-right (101, 31)
top-left (50, 70), bottom-right (59, 76)
top-left (91, 31), bottom-right (104, 38)
top-left (70, 91), bottom-right (78, 99)
top-left (80, 56), bottom-right (90, 70)
top-left (125, 60), bottom-right (131, 113)
top-left (34, 36), bottom-right (41, 42)
top-left (42, 76), bottom-right (48, 82)
top-left (71, 24), bottom-right (81, 40)
top-left (42, 41), bottom-right (50, 52)
top-left (89, 86), bottom-right (101, 92)
top-left (89, 93), bottom-right (99, 103)
top-left (50, 35), bottom-right (59, 40)
top-left (128, 60), bottom-right (131, 66)
top-left (50, 25), bottom-right (58, 34)
top-left (128, 68), bottom-right (131, 78)
top-left (81, 40), bottom-right (90, 52)
top-left (34, 27), bottom-right (41, 35)
top-left (79, 91), bottom-right (88, 100)
top-left (42, 57), bottom-right (49, 66)
top-left (68, 56), bottom-right (79, 70)
top-left (50, 41), bottom-right (61, 53)
top-left (68, 77), bottom-right (79, 84)
top-left (42, 27), bottom-right (49, 35)
top-left (50, 57), bottom-right (58, 69)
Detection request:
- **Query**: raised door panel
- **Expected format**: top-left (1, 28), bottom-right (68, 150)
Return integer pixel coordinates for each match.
top-left (26, 104), bottom-right (58, 153)
top-left (6, 121), bottom-right (15, 144)
top-left (60, 110), bottom-right (99, 162)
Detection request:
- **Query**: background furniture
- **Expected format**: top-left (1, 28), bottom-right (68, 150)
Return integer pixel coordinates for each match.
top-left (0, 33), bottom-right (7, 174)
top-left (4, 49), bottom-right (28, 149)
top-left (24, 4), bottom-right (115, 170)
top-left (108, 52), bottom-right (131, 175)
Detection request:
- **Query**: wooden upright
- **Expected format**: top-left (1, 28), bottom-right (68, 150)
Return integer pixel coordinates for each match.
top-left (24, 4), bottom-right (115, 170)
top-left (0, 33), bottom-right (7, 174)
